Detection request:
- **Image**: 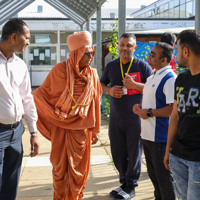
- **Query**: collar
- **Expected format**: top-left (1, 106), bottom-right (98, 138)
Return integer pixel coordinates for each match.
top-left (154, 65), bottom-right (171, 75)
top-left (0, 51), bottom-right (16, 61)
top-left (117, 56), bottom-right (135, 64)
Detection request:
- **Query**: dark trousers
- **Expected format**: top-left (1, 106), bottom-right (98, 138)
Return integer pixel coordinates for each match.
top-left (109, 117), bottom-right (142, 188)
top-left (142, 139), bottom-right (175, 200)
top-left (0, 121), bottom-right (24, 200)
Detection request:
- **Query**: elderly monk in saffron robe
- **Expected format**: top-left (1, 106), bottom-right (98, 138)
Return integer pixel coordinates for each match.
top-left (32, 31), bottom-right (102, 200)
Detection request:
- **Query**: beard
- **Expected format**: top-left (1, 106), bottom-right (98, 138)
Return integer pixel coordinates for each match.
top-left (177, 54), bottom-right (188, 69)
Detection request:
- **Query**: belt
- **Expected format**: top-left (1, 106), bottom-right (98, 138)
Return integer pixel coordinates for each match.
top-left (0, 121), bottom-right (20, 129)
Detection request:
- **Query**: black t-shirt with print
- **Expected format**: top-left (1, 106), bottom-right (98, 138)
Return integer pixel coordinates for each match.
top-left (171, 70), bottom-right (200, 161)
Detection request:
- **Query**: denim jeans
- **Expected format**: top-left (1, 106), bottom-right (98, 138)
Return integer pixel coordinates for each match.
top-left (169, 153), bottom-right (200, 200)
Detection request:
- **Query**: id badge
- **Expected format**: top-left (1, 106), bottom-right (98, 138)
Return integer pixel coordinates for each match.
top-left (122, 86), bottom-right (128, 95)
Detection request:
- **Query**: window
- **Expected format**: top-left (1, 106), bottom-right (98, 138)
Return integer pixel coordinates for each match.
top-left (37, 5), bottom-right (43, 13)
top-left (174, 0), bottom-right (180, 6)
top-left (169, 8), bottom-right (175, 17)
top-left (163, 3), bottom-right (169, 11)
top-left (169, 1), bottom-right (174, 9)
top-left (31, 34), bottom-right (51, 44)
top-left (174, 6), bottom-right (180, 17)
top-left (186, 1), bottom-right (193, 17)
top-left (180, 4), bottom-right (186, 18)
top-left (180, 0), bottom-right (186, 4)
top-left (164, 10), bottom-right (169, 18)
top-left (30, 47), bottom-right (51, 65)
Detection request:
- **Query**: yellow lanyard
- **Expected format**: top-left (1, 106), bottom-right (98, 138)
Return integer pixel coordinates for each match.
top-left (120, 58), bottom-right (134, 79)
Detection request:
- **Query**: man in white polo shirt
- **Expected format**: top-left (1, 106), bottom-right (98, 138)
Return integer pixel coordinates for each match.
top-left (133, 42), bottom-right (177, 200)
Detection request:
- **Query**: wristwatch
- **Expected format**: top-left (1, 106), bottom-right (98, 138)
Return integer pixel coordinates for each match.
top-left (147, 108), bottom-right (153, 117)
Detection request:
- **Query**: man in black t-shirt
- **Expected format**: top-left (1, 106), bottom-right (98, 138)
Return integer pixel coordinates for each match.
top-left (101, 33), bottom-right (152, 200)
top-left (164, 30), bottom-right (200, 200)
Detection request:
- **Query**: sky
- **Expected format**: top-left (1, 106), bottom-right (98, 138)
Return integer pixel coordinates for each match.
top-left (102, 0), bottom-right (157, 8)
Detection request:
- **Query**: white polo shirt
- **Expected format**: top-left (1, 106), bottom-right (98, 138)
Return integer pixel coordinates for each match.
top-left (141, 66), bottom-right (177, 142)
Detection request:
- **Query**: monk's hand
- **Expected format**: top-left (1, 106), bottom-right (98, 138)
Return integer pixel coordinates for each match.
top-left (122, 73), bottom-right (136, 89)
top-left (109, 85), bottom-right (123, 98)
top-left (59, 112), bottom-right (68, 120)
top-left (55, 108), bottom-right (60, 116)
top-left (91, 132), bottom-right (98, 145)
top-left (30, 132), bottom-right (39, 157)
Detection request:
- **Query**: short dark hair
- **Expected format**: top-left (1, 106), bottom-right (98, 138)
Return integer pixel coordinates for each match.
top-left (160, 32), bottom-right (176, 46)
top-left (1, 19), bottom-right (28, 40)
top-left (120, 33), bottom-right (136, 40)
top-left (155, 42), bottom-right (174, 63)
top-left (177, 29), bottom-right (200, 56)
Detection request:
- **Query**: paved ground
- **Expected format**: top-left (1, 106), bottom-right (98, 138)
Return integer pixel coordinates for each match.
top-left (16, 118), bottom-right (154, 200)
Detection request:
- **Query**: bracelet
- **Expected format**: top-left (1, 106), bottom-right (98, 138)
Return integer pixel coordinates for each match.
top-left (31, 133), bottom-right (37, 137)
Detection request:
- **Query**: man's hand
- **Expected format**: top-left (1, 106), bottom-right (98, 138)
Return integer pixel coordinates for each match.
top-left (123, 73), bottom-right (137, 89)
top-left (133, 104), bottom-right (141, 115)
top-left (30, 132), bottom-right (39, 157)
top-left (109, 86), bottom-right (123, 98)
top-left (133, 104), bottom-right (149, 119)
top-left (164, 151), bottom-right (170, 170)
top-left (91, 132), bottom-right (98, 145)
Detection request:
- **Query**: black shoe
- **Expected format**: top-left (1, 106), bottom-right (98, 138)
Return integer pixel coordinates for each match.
top-left (114, 188), bottom-right (135, 200)
top-left (109, 184), bottom-right (126, 198)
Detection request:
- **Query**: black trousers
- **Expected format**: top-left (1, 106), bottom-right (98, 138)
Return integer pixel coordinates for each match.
top-left (142, 139), bottom-right (175, 200)
top-left (0, 121), bottom-right (24, 200)
top-left (109, 117), bottom-right (142, 188)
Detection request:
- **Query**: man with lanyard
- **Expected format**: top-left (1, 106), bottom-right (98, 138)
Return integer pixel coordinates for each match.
top-left (133, 42), bottom-right (176, 200)
top-left (101, 33), bottom-right (152, 200)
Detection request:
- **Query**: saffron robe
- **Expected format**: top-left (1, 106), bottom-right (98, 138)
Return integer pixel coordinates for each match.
top-left (33, 56), bottom-right (102, 200)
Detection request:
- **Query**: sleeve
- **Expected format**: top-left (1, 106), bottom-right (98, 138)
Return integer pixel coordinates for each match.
top-left (174, 77), bottom-right (179, 101)
top-left (163, 76), bottom-right (176, 104)
top-left (19, 68), bottom-right (38, 133)
top-left (100, 63), bottom-right (110, 85)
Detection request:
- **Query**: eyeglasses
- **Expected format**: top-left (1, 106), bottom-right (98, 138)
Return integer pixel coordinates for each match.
top-left (84, 51), bottom-right (95, 57)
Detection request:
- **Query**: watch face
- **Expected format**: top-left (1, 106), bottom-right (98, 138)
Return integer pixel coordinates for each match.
top-left (147, 109), bottom-right (153, 117)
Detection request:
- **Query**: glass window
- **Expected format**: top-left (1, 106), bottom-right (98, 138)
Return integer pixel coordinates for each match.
top-left (174, 0), bottom-right (179, 6)
top-left (169, 1), bottom-right (174, 9)
top-left (30, 47), bottom-right (51, 65)
top-left (163, 3), bottom-right (169, 11)
top-left (146, 11), bottom-right (152, 17)
top-left (180, 0), bottom-right (186, 4)
top-left (160, 5), bottom-right (164, 13)
top-left (174, 6), bottom-right (180, 17)
top-left (164, 10), bottom-right (169, 18)
top-left (160, 12), bottom-right (165, 18)
top-left (180, 4), bottom-right (186, 18)
top-left (186, 1), bottom-right (193, 17)
top-left (31, 34), bottom-right (51, 44)
top-left (37, 5), bottom-right (43, 13)
top-left (169, 8), bottom-right (175, 17)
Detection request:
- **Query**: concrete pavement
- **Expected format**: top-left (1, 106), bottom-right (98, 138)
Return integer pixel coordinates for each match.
top-left (16, 118), bottom-right (154, 200)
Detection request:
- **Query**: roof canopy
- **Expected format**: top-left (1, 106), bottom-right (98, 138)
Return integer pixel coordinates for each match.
top-left (0, 0), bottom-right (106, 26)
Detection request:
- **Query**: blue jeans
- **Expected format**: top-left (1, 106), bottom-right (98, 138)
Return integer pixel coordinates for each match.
top-left (0, 121), bottom-right (24, 200)
top-left (169, 153), bottom-right (200, 200)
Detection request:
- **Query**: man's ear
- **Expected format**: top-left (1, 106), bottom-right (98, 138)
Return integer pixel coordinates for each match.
top-left (161, 57), bottom-right (167, 65)
top-left (11, 33), bottom-right (17, 42)
top-left (183, 46), bottom-right (189, 57)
